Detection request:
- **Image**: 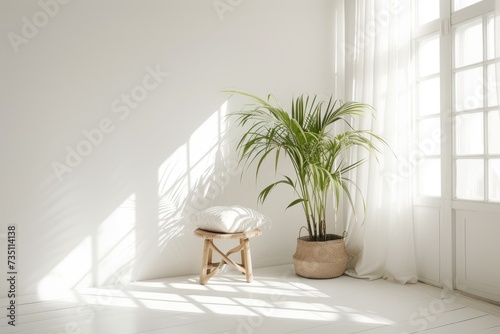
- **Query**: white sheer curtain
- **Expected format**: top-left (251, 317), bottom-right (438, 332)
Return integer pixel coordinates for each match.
top-left (497, 0), bottom-right (500, 107)
top-left (333, 0), bottom-right (417, 283)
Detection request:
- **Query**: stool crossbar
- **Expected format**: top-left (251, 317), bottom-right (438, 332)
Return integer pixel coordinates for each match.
top-left (194, 228), bottom-right (262, 284)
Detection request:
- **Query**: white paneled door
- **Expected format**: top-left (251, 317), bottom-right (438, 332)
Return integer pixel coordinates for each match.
top-left (456, 210), bottom-right (500, 301)
top-left (413, 0), bottom-right (500, 303)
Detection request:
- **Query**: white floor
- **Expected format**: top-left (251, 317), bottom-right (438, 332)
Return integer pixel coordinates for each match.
top-left (2, 264), bottom-right (500, 334)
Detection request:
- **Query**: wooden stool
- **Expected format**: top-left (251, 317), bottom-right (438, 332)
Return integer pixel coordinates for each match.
top-left (194, 228), bottom-right (262, 284)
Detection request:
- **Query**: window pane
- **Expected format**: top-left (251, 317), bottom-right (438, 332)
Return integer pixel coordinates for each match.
top-left (487, 64), bottom-right (498, 107)
top-left (455, 113), bottom-right (484, 155)
top-left (455, 67), bottom-right (484, 111)
top-left (489, 111), bottom-right (500, 154)
top-left (490, 159), bottom-right (500, 202)
top-left (419, 159), bottom-right (441, 196)
top-left (419, 117), bottom-right (441, 155)
top-left (453, 0), bottom-right (483, 11)
top-left (418, 78), bottom-right (440, 116)
top-left (456, 159), bottom-right (484, 200)
top-left (416, 0), bottom-right (439, 26)
top-left (487, 15), bottom-right (495, 60)
top-left (455, 18), bottom-right (483, 68)
top-left (418, 35), bottom-right (440, 77)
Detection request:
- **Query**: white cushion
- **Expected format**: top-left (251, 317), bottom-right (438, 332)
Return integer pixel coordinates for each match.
top-left (192, 205), bottom-right (269, 233)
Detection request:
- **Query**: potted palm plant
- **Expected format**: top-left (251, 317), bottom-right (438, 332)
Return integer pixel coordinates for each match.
top-left (228, 91), bottom-right (386, 278)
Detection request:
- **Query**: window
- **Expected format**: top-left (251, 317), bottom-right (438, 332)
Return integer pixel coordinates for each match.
top-left (454, 0), bottom-right (484, 11)
top-left (453, 9), bottom-right (499, 202)
top-left (413, 0), bottom-right (500, 203)
top-left (414, 0), bottom-right (442, 198)
top-left (415, 33), bottom-right (441, 197)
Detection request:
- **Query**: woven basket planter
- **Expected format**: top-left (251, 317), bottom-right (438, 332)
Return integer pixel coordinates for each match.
top-left (293, 234), bottom-right (349, 279)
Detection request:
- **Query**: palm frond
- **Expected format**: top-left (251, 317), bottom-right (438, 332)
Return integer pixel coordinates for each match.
top-left (228, 91), bottom-right (387, 240)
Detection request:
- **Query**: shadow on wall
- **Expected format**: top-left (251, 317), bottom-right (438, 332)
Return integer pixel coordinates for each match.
top-left (157, 100), bottom-right (243, 249)
top-left (33, 98), bottom-right (244, 299)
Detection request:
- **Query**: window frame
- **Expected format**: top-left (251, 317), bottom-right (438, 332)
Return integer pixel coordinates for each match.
top-left (412, 0), bottom-right (500, 207)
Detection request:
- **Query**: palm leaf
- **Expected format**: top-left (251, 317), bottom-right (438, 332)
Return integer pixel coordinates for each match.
top-left (228, 91), bottom-right (387, 240)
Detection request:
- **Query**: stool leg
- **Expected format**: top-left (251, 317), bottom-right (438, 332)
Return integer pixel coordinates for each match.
top-left (200, 239), bottom-right (211, 285)
top-left (242, 238), bottom-right (253, 283)
top-left (207, 244), bottom-right (213, 272)
top-left (240, 238), bottom-right (246, 274)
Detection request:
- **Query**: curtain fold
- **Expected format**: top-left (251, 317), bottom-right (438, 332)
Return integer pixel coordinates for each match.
top-left (334, 0), bottom-right (417, 284)
top-left (497, 0), bottom-right (500, 103)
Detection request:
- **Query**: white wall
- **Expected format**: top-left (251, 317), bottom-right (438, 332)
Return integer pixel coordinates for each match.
top-left (0, 0), bottom-right (335, 297)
